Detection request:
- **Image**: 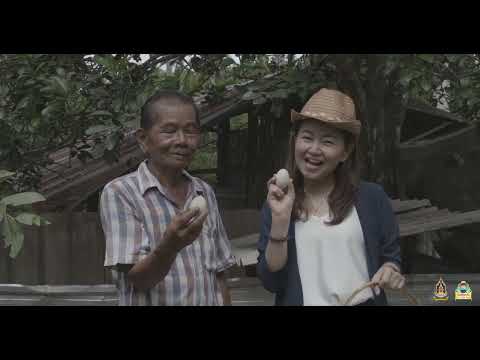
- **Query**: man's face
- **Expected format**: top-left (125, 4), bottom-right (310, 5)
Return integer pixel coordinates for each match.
top-left (137, 101), bottom-right (201, 171)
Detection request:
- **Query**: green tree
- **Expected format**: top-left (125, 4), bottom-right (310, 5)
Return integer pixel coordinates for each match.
top-left (0, 170), bottom-right (50, 258)
top-left (2, 54), bottom-right (479, 195)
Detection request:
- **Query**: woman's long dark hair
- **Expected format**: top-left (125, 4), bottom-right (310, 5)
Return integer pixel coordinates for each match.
top-left (285, 120), bottom-right (361, 225)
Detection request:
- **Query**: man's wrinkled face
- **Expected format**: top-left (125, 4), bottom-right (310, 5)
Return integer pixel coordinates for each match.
top-left (137, 101), bottom-right (201, 171)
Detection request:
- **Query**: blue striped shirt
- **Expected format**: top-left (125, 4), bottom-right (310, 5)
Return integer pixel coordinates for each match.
top-left (100, 160), bottom-right (235, 305)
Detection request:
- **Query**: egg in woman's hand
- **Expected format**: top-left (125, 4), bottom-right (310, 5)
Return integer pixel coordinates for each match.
top-left (275, 169), bottom-right (290, 189)
top-left (189, 195), bottom-right (208, 215)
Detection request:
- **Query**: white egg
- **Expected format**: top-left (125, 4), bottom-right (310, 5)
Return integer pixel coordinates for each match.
top-left (189, 195), bottom-right (207, 215)
top-left (275, 169), bottom-right (290, 189)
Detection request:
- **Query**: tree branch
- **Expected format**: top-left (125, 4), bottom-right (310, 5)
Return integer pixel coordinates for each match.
top-left (142, 54), bottom-right (187, 72)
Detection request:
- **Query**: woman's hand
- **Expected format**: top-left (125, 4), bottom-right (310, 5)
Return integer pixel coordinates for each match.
top-left (266, 175), bottom-right (295, 220)
top-left (371, 262), bottom-right (405, 294)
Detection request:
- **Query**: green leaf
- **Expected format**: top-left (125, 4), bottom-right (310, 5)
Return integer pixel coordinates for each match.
top-left (16, 213), bottom-right (51, 227)
top-left (41, 104), bottom-right (57, 117)
top-left (2, 215), bottom-right (14, 248)
top-left (1, 192), bottom-right (46, 207)
top-left (0, 202), bottom-right (6, 223)
top-left (112, 99), bottom-right (122, 112)
top-left (106, 132), bottom-right (120, 151)
top-left (460, 78), bottom-right (471, 87)
top-left (418, 54), bottom-right (434, 63)
top-left (15, 213), bottom-right (37, 226)
top-left (383, 60), bottom-right (398, 77)
top-left (398, 70), bottom-right (415, 87)
top-left (467, 97), bottom-right (480, 107)
top-left (0, 85), bottom-right (9, 96)
top-left (94, 55), bottom-right (111, 69)
top-left (136, 94), bottom-right (148, 108)
top-left (85, 125), bottom-right (111, 135)
top-left (222, 57), bottom-right (236, 67)
top-left (420, 80), bottom-right (431, 92)
top-left (32, 216), bottom-right (41, 226)
top-left (89, 110), bottom-right (113, 117)
top-left (459, 87), bottom-right (475, 100)
top-left (0, 170), bottom-right (15, 181)
top-left (52, 76), bottom-right (68, 94)
top-left (40, 86), bottom-right (53, 93)
top-left (446, 55), bottom-right (459, 63)
top-left (9, 229), bottom-right (24, 258)
top-left (16, 96), bottom-right (30, 110)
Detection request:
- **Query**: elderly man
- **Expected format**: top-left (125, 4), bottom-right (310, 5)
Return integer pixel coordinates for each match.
top-left (100, 90), bottom-right (235, 306)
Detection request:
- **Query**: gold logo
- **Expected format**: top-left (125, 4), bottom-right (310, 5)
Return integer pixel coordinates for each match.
top-left (433, 277), bottom-right (449, 301)
top-left (455, 281), bottom-right (472, 301)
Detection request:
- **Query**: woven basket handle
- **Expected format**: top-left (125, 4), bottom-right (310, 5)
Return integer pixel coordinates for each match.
top-left (343, 281), bottom-right (420, 306)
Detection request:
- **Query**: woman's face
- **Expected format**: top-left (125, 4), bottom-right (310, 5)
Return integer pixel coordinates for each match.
top-left (294, 120), bottom-right (351, 183)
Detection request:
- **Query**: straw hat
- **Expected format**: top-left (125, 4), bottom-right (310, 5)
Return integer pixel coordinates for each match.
top-left (291, 88), bottom-right (361, 136)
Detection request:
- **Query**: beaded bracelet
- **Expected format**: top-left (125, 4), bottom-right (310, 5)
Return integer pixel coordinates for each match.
top-left (269, 236), bottom-right (288, 243)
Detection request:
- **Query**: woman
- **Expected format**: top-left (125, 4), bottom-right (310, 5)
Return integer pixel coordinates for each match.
top-left (257, 88), bottom-right (405, 306)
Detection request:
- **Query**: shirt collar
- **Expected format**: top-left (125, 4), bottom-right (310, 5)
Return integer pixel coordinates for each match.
top-left (137, 160), bottom-right (204, 197)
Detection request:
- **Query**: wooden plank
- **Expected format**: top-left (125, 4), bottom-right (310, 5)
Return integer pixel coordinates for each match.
top-left (71, 213), bottom-right (105, 284)
top-left (390, 199), bottom-right (402, 207)
top-left (398, 125), bottom-right (477, 162)
top-left (42, 213), bottom-right (72, 285)
top-left (9, 225), bottom-right (42, 285)
top-left (0, 233), bottom-right (10, 283)
top-left (397, 209), bottom-right (453, 227)
top-left (396, 207), bottom-right (440, 222)
top-left (402, 122), bottom-right (452, 145)
top-left (0, 284), bottom-right (118, 306)
top-left (391, 199), bottom-right (431, 213)
top-left (397, 208), bottom-right (455, 224)
top-left (216, 119), bottom-right (230, 186)
top-left (200, 99), bottom-right (251, 130)
top-left (400, 210), bottom-right (480, 237)
top-left (71, 212), bottom-right (92, 284)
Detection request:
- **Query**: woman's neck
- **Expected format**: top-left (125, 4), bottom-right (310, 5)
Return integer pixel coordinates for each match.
top-left (303, 175), bottom-right (335, 198)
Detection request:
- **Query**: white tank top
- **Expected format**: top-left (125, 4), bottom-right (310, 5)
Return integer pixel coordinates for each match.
top-left (295, 206), bottom-right (374, 306)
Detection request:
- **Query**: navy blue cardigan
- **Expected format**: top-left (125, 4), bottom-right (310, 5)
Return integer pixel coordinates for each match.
top-left (256, 181), bottom-right (401, 306)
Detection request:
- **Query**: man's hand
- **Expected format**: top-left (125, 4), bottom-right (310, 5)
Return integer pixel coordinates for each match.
top-left (371, 263), bottom-right (405, 295)
top-left (163, 208), bottom-right (208, 253)
top-left (126, 208), bottom-right (207, 292)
